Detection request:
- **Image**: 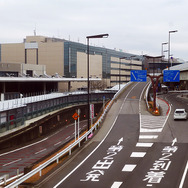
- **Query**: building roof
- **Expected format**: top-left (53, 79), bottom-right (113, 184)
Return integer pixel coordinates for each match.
top-left (168, 63), bottom-right (188, 71)
top-left (0, 77), bottom-right (101, 82)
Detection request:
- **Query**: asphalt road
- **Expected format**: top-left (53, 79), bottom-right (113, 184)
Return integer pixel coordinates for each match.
top-left (39, 85), bottom-right (188, 188)
top-left (0, 120), bottom-right (88, 179)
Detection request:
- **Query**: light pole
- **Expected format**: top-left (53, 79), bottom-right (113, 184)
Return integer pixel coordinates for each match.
top-left (119, 57), bottom-right (126, 90)
top-left (168, 30), bottom-right (178, 69)
top-left (129, 55), bottom-right (136, 71)
top-left (86, 34), bottom-right (109, 131)
top-left (161, 42), bottom-right (168, 58)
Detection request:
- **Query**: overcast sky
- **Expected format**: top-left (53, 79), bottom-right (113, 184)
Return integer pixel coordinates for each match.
top-left (0, 0), bottom-right (188, 61)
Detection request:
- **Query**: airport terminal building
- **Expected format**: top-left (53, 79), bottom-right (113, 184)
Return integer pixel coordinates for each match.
top-left (0, 35), bottom-right (142, 90)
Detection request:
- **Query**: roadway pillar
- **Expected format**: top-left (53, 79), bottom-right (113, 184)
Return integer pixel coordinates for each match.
top-left (68, 81), bottom-right (71, 92)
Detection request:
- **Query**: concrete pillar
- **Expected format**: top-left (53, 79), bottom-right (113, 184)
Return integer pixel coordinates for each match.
top-left (1, 82), bottom-right (6, 101)
top-left (43, 82), bottom-right (46, 94)
top-left (68, 81), bottom-right (71, 92)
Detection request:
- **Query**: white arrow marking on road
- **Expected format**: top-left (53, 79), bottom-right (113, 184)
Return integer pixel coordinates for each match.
top-left (172, 138), bottom-right (177, 146)
top-left (117, 138), bottom-right (123, 145)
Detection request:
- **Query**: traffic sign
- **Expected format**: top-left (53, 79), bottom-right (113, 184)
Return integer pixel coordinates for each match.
top-left (163, 70), bottom-right (180, 82)
top-left (131, 70), bottom-right (147, 82)
top-left (90, 104), bottom-right (94, 119)
top-left (72, 112), bottom-right (79, 120)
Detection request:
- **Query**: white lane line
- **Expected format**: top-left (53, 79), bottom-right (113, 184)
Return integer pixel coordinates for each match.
top-left (3, 158), bottom-right (22, 167)
top-left (179, 160), bottom-right (188, 188)
top-left (111, 181), bottom-right (123, 188)
top-left (0, 137), bottom-right (48, 157)
top-left (122, 164), bottom-right (136, 172)
top-left (54, 115), bottom-right (119, 188)
top-left (130, 152), bottom-right (146, 158)
top-left (136, 143), bottom-right (153, 147)
top-left (54, 141), bottom-right (61, 146)
top-left (66, 136), bottom-right (70, 140)
top-left (35, 148), bottom-right (47, 155)
top-left (139, 135), bottom-right (158, 139)
top-left (147, 184), bottom-right (153, 187)
top-left (53, 83), bottom-right (138, 188)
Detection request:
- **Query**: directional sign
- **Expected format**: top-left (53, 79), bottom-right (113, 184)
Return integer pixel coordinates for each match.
top-left (72, 112), bottom-right (79, 120)
top-left (163, 70), bottom-right (180, 82)
top-left (90, 104), bottom-right (94, 119)
top-left (131, 70), bottom-right (147, 82)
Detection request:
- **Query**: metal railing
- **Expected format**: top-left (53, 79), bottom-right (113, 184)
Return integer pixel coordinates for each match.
top-left (4, 83), bottom-right (131, 188)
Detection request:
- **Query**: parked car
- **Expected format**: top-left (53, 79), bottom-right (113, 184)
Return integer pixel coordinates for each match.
top-left (174, 109), bottom-right (187, 120)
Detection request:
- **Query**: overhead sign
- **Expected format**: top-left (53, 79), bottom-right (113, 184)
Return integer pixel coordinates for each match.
top-left (163, 70), bottom-right (180, 82)
top-left (131, 70), bottom-right (147, 82)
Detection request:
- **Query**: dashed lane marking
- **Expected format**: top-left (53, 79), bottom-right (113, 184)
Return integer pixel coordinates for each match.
top-left (35, 148), bottom-right (47, 155)
top-left (122, 164), bottom-right (136, 172)
top-left (54, 141), bottom-right (61, 146)
top-left (139, 135), bottom-right (158, 139)
top-left (130, 152), bottom-right (146, 158)
top-left (66, 136), bottom-right (70, 140)
top-left (111, 181), bottom-right (123, 188)
top-left (136, 143), bottom-right (153, 147)
top-left (3, 158), bottom-right (22, 167)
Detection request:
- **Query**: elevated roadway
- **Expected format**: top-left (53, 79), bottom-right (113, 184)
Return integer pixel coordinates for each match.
top-left (38, 82), bottom-right (188, 188)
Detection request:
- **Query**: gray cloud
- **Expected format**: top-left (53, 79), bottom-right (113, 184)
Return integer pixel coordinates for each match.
top-left (0, 0), bottom-right (188, 60)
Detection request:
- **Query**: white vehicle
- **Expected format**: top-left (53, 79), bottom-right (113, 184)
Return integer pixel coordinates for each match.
top-left (174, 109), bottom-right (187, 120)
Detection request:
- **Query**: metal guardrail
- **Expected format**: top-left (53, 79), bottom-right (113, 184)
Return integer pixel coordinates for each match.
top-left (4, 82), bottom-right (131, 188)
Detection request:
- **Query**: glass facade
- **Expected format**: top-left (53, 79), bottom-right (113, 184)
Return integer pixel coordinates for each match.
top-left (64, 40), bottom-right (143, 84)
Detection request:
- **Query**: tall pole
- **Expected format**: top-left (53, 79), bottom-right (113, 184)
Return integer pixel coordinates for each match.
top-left (86, 34), bottom-right (109, 131)
top-left (168, 32), bottom-right (170, 70)
top-left (119, 56), bottom-right (129, 90)
top-left (74, 119), bottom-right (77, 141)
top-left (119, 58), bottom-right (121, 90)
top-left (78, 109), bottom-right (80, 139)
top-left (162, 42), bottom-right (168, 59)
top-left (168, 30), bottom-right (178, 69)
top-left (87, 37), bottom-right (90, 131)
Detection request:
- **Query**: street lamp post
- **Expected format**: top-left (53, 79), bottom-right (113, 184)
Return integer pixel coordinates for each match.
top-left (119, 57), bottom-right (128, 90)
top-left (129, 55), bottom-right (136, 71)
top-left (86, 34), bottom-right (109, 131)
top-left (161, 42), bottom-right (168, 58)
top-left (119, 56), bottom-right (136, 90)
top-left (168, 30), bottom-right (178, 69)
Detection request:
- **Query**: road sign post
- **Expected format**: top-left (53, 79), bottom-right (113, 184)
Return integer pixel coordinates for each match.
top-left (90, 104), bottom-right (94, 127)
top-left (77, 109), bottom-right (80, 139)
top-left (72, 112), bottom-right (79, 141)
